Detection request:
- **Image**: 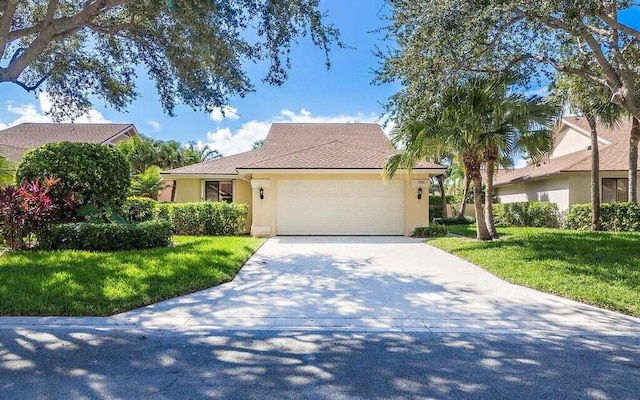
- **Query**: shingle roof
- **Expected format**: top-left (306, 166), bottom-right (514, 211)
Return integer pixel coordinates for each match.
top-left (494, 116), bottom-right (638, 186)
top-left (0, 123), bottom-right (137, 163)
top-left (165, 123), bottom-right (445, 175)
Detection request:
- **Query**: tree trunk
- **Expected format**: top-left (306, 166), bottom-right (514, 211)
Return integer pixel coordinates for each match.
top-left (458, 176), bottom-right (470, 218)
top-left (436, 174), bottom-right (448, 219)
top-left (630, 117), bottom-right (640, 203)
top-left (484, 157), bottom-right (499, 239)
top-left (586, 112), bottom-right (601, 231)
top-left (472, 175), bottom-right (491, 240)
top-left (170, 180), bottom-right (177, 202)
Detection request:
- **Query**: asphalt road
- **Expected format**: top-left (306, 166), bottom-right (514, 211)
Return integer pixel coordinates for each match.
top-left (1, 328), bottom-right (639, 400)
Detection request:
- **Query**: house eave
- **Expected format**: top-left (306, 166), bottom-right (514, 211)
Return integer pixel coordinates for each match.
top-left (234, 168), bottom-right (444, 175)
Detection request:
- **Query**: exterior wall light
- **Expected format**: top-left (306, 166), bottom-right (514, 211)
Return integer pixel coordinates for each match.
top-left (259, 187), bottom-right (264, 199)
top-left (417, 187), bottom-right (423, 200)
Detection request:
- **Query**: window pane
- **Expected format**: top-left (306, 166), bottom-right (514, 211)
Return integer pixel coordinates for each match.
top-left (219, 181), bottom-right (233, 203)
top-left (205, 181), bottom-right (220, 201)
top-left (602, 179), bottom-right (616, 203)
top-left (617, 178), bottom-right (629, 202)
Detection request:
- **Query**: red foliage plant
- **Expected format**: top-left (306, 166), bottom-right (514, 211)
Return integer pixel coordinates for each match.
top-left (0, 177), bottom-right (74, 250)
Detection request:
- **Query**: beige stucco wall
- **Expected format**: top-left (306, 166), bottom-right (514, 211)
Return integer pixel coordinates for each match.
top-left (551, 126), bottom-right (610, 159)
top-left (173, 178), bottom-right (202, 203)
top-left (495, 176), bottom-right (570, 211)
top-left (249, 173), bottom-right (430, 237)
top-left (568, 171), bottom-right (640, 205)
top-left (234, 179), bottom-right (253, 233)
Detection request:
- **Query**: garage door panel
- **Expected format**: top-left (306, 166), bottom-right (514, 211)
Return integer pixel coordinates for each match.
top-left (277, 180), bottom-right (404, 235)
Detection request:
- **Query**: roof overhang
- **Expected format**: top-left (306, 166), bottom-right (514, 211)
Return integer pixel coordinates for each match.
top-left (101, 124), bottom-right (139, 145)
top-left (235, 168), bottom-right (445, 176)
top-left (160, 173), bottom-right (239, 180)
top-left (494, 171), bottom-right (562, 187)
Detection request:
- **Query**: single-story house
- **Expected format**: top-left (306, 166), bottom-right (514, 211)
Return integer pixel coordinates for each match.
top-left (493, 116), bottom-right (638, 211)
top-left (0, 123), bottom-right (139, 164)
top-left (163, 123), bottom-right (446, 236)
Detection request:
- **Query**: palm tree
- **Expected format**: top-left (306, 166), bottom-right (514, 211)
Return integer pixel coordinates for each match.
top-left (386, 77), bottom-right (557, 240)
top-left (551, 75), bottom-right (624, 230)
top-left (480, 76), bottom-right (559, 238)
top-left (115, 135), bottom-right (158, 174)
top-left (386, 118), bottom-right (492, 240)
top-left (130, 166), bottom-right (166, 200)
top-left (185, 142), bottom-right (222, 162)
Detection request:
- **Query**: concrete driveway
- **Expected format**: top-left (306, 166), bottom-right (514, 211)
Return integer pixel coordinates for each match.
top-left (114, 236), bottom-right (640, 334)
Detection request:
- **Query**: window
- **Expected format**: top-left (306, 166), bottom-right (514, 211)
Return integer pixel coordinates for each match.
top-left (602, 178), bottom-right (628, 203)
top-left (205, 181), bottom-right (233, 203)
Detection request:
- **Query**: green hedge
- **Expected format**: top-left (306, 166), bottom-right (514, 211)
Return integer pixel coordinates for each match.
top-left (413, 225), bottom-right (448, 238)
top-left (563, 202), bottom-right (640, 231)
top-left (121, 196), bottom-right (157, 222)
top-left (156, 201), bottom-right (248, 236)
top-left (16, 142), bottom-right (130, 212)
top-left (493, 202), bottom-right (560, 228)
top-left (37, 220), bottom-right (172, 251)
top-left (433, 216), bottom-right (476, 225)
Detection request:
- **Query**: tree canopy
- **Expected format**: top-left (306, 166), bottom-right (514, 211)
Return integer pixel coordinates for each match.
top-left (0, 0), bottom-right (341, 120)
top-left (378, 1), bottom-right (640, 120)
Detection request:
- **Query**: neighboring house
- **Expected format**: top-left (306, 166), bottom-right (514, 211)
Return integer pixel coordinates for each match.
top-left (163, 123), bottom-right (445, 236)
top-left (493, 116), bottom-right (638, 211)
top-left (0, 123), bottom-right (139, 164)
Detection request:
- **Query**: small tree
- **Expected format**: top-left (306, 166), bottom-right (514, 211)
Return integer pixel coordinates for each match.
top-left (130, 166), bottom-right (166, 200)
top-left (16, 142), bottom-right (130, 214)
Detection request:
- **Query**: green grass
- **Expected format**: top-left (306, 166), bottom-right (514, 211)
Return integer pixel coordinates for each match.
top-left (430, 226), bottom-right (640, 317)
top-left (0, 236), bottom-right (264, 316)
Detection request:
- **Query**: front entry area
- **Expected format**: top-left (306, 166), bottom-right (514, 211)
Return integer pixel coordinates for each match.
top-left (276, 180), bottom-right (405, 235)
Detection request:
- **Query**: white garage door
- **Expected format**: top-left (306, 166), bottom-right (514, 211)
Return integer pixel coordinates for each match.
top-left (277, 180), bottom-right (404, 235)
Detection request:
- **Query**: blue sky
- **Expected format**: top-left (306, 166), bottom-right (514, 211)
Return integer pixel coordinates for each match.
top-left (0, 3), bottom-right (639, 157)
top-left (0, 0), bottom-right (396, 156)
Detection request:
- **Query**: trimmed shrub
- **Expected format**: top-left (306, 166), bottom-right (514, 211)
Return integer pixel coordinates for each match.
top-left (121, 196), bottom-right (157, 222)
top-left (429, 205), bottom-right (443, 221)
top-left (563, 202), bottom-right (640, 231)
top-left (493, 202), bottom-right (560, 228)
top-left (413, 225), bottom-right (448, 238)
top-left (433, 216), bottom-right (476, 225)
top-left (428, 195), bottom-right (456, 205)
top-left (37, 220), bottom-right (172, 251)
top-left (16, 142), bottom-right (130, 214)
top-left (156, 201), bottom-right (248, 236)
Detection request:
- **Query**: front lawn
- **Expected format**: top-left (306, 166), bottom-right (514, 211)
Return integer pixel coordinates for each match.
top-left (0, 236), bottom-right (264, 316)
top-left (429, 226), bottom-right (640, 317)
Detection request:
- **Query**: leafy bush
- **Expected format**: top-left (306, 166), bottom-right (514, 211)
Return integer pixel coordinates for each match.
top-left (413, 225), bottom-right (448, 238)
top-left (121, 197), bottom-right (158, 222)
top-left (563, 202), bottom-right (640, 232)
top-left (156, 201), bottom-right (248, 236)
top-left (433, 216), bottom-right (476, 225)
top-left (428, 195), bottom-right (456, 205)
top-left (493, 202), bottom-right (560, 228)
top-left (16, 142), bottom-right (130, 215)
top-left (0, 178), bottom-right (68, 249)
top-left (429, 205), bottom-right (443, 221)
top-left (37, 220), bottom-right (172, 251)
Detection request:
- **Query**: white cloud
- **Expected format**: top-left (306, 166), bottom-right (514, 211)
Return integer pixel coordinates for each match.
top-left (209, 106), bottom-right (239, 122)
top-left (146, 120), bottom-right (161, 131)
top-left (201, 108), bottom-right (383, 156)
top-left (2, 92), bottom-right (110, 128)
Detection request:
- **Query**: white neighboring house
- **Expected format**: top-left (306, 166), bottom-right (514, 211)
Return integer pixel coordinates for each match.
top-left (493, 116), bottom-right (638, 211)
